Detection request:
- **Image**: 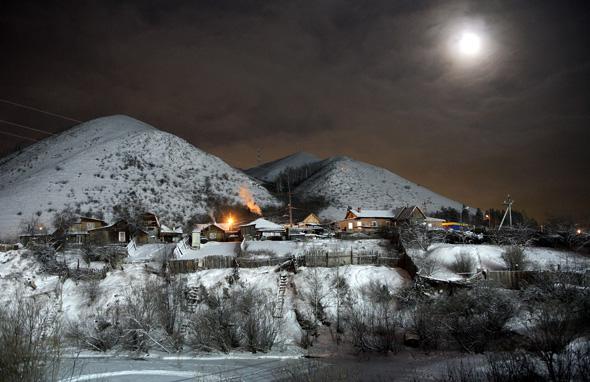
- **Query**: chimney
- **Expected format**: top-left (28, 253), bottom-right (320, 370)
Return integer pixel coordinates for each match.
top-left (357, 207), bottom-right (361, 212)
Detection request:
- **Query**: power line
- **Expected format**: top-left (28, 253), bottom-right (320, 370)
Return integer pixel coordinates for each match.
top-left (0, 118), bottom-right (56, 136)
top-left (0, 98), bottom-right (82, 123)
top-left (0, 130), bottom-right (38, 142)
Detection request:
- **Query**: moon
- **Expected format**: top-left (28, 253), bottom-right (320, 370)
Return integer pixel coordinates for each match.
top-left (458, 32), bottom-right (481, 56)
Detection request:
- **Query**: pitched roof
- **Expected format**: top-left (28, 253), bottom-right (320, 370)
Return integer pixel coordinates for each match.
top-left (240, 218), bottom-right (285, 231)
top-left (394, 206), bottom-right (426, 220)
top-left (160, 224), bottom-right (183, 234)
top-left (346, 209), bottom-right (396, 219)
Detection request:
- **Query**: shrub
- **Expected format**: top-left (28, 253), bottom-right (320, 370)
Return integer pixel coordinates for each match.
top-left (66, 310), bottom-right (121, 352)
top-left (501, 246), bottom-right (528, 271)
top-left (83, 279), bottom-right (101, 305)
top-left (346, 282), bottom-right (400, 353)
top-left (187, 286), bottom-right (279, 353)
top-left (449, 251), bottom-right (476, 276)
top-left (0, 292), bottom-right (63, 381)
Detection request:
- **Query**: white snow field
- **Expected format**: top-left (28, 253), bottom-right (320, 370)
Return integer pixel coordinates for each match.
top-left (247, 154), bottom-right (465, 222)
top-left (409, 243), bottom-right (590, 281)
top-left (0, 115), bottom-right (280, 237)
top-left (244, 151), bottom-right (321, 183)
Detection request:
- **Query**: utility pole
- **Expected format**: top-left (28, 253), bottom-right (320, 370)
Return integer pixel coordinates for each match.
top-left (287, 173), bottom-right (293, 227)
top-left (498, 194), bottom-right (514, 231)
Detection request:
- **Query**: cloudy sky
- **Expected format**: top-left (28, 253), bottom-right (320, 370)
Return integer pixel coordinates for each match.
top-left (1, 0), bottom-right (589, 221)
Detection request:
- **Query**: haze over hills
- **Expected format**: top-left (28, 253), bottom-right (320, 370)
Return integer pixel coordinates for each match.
top-left (0, 115), bottom-right (280, 236)
top-left (247, 153), bottom-right (465, 221)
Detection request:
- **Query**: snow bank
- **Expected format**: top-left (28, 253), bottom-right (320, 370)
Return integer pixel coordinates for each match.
top-left (410, 243), bottom-right (590, 281)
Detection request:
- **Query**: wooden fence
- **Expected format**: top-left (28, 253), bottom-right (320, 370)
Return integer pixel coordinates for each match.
top-left (304, 252), bottom-right (399, 267)
top-left (485, 270), bottom-right (590, 289)
top-left (169, 253), bottom-right (400, 274)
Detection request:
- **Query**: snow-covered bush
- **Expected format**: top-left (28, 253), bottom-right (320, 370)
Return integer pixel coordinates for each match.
top-left (449, 251), bottom-right (476, 276)
top-left (66, 310), bottom-right (122, 352)
top-left (410, 285), bottom-right (515, 353)
top-left (0, 292), bottom-right (63, 381)
top-left (187, 285), bottom-right (279, 353)
top-left (501, 245), bottom-right (528, 271)
top-left (346, 281), bottom-right (400, 353)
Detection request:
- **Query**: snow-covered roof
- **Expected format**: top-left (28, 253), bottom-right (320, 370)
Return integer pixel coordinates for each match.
top-left (346, 209), bottom-right (396, 219)
top-left (425, 216), bottom-right (446, 222)
top-left (240, 218), bottom-right (285, 232)
top-left (160, 224), bottom-right (183, 234)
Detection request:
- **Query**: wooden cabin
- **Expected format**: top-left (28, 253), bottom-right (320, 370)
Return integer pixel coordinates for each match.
top-left (239, 218), bottom-right (285, 240)
top-left (141, 212), bottom-right (161, 241)
top-left (338, 208), bottom-right (395, 232)
top-left (299, 213), bottom-right (321, 226)
top-left (201, 223), bottom-right (238, 241)
top-left (159, 225), bottom-right (183, 243)
top-left (60, 216), bottom-right (107, 245)
top-left (88, 220), bottom-right (149, 245)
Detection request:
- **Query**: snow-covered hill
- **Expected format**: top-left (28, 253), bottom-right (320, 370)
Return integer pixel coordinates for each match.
top-left (244, 152), bottom-right (321, 183)
top-left (0, 115), bottom-right (280, 236)
top-left (293, 156), bottom-right (464, 221)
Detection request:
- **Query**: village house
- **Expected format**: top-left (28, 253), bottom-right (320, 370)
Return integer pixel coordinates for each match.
top-left (338, 208), bottom-right (396, 233)
top-left (88, 219), bottom-right (149, 245)
top-left (159, 224), bottom-right (183, 243)
top-left (393, 206), bottom-right (427, 225)
top-left (201, 223), bottom-right (238, 242)
top-left (56, 216), bottom-right (107, 245)
top-left (141, 212), bottom-right (161, 242)
top-left (288, 213), bottom-right (326, 239)
top-left (239, 218), bottom-right (285, 240)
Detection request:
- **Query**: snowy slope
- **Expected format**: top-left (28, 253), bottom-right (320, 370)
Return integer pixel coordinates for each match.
top-left (294, 156), bottom-right (464, 221)
top-left (0, 115), bottom-right (280, 236)
top-left (244, 152), bottom-right (321, 183)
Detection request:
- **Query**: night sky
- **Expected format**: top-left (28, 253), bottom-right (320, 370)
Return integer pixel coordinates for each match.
top-left (1, 1), bottom-right (589, 222)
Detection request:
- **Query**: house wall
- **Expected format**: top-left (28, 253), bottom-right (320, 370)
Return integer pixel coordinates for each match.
top-left (338, 218), bottom-right (392, 231)
top-left (202, 226), bottom-right (226, 241)
top-left (89, 225), bottom-right (131, 245)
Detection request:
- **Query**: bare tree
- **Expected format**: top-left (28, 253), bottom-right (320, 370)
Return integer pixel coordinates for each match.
top-left (51, 207), bottom-right (77, 236)
top-left (398, 223), bottom-right (446, 251)
top-left (0, 291), bottom-right (63, 381)
top-left (303, 269), bottom-right (329, 324)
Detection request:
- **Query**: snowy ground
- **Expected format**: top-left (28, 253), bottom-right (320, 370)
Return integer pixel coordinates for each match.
top-left (0, 245), bottom-right (411, 355)
top-left (409, 243), bottom-right (590, 281)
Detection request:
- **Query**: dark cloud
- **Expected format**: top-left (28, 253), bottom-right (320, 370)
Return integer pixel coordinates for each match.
top-left (1, 0), bottom-right (589, 220)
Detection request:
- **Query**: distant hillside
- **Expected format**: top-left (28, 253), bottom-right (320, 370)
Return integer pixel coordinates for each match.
top-left (0, 115), bottom-right (280, 236)
top-left (244, 152), bottom-right (321, 183)
top-left (247, 154), bottom-right (465, 221)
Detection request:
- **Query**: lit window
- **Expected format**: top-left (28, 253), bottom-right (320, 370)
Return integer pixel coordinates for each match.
top-left (118, 231), bottom-right (126, 242)
top-left (87, 222), bottom-right (95, 230)
top-left (357, 221), bottom-right (362, 227)
top-left (371, 221), bottom-right (378, 227)
top-left (347, 222), bottom-right (353, 230)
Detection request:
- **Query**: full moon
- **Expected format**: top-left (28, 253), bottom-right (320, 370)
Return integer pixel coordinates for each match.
top-left (458, 32), bottom-right (481, 56)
